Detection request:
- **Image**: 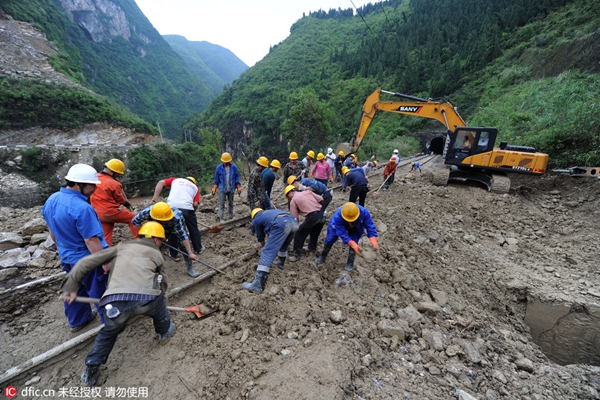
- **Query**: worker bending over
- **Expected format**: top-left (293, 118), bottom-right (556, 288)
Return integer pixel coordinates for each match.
top-left (343, 166), bottom-right (370, 207)
top-left (62, 222), bottom-right (175, 387)
top-left (243, 209), bottom-right (298, 293)
top-left (315, 202), bottom-right (379, 271)
top-left (410, 161), bottom-right (422, 173)
top-left (287, 175), bottom-right (333, 213)
top-left (284, 185), bottom-right (325, 262)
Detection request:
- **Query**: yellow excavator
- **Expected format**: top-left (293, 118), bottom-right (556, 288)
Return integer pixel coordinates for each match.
top-left (338, 89), bottom-right (549, 192)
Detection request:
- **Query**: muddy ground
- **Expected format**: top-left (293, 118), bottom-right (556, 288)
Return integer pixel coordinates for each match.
top-left (2, 161), bottom-right (600, 400)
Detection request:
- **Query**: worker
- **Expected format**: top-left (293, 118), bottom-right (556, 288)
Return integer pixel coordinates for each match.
top-left (243, 208), bottom-right (298, 293)
top-left (301, 150), bottom-right (315, 179)
top-left (152, 176), bottom-right (205, 256)
top-left (132, 202), bottom-right (199, 277)
top-left (342, 154), bottom-right (357, 192)
top-left (282, 151), bottom-right (303, 185)
top-left (62, 222), bottom-right (175, 387)
top-left (334, 151), bottom-right (345, 183)
top-left (343, 166), bottom-right (369, 207)
top-left (90, 159), bottom-right (138, 247)
top-left (262, 159), bottom-right (279, 209)
top-left (287, 175), bottom-right (333, 213)
top-left (41, 164), bottom-right (108, 332)
top-left (284, 185), bottom-right (325, 261)
top-left (362, 160), bottom-right (378, 175)
top-left (383, 157), bottom-right (398, 190)
top-left (315, 202), bottom-right (379, 271)
top-left (410, 161), bottom-right (422, 173)
top-left (248, 156), bottom-right (269, 210)
top-left (391, 149), bottom-right (400, 164)
top-left (325, 148), bottom-right (336, 173)
top-left (311, 152), bottom-right (333, 186)
top-left (462, 136), bottom-right (472, 149)
top-left (212, 152), bottom-right (242, 223)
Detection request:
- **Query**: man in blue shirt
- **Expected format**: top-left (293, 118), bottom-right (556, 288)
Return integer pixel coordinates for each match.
top-left (243, 208), bottom-right (298, 293)
top-left (410, 161), bottom-right (422, 173)
top-left (42, 164), bottom-right (108, 332)
top-left (343, 167), bottom-right (370, 207)
top-left (315, 202), bottom-right (379, 271)
top-left (287, 175), bottom-right (333, 213)
top-left (262, 159), bottom-right (280, 209)
top-left (212, 152), bottom-right (242, 222)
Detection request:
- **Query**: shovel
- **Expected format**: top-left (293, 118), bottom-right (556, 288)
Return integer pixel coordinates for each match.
top-left (198, 220), bottom-right (224, 234)
top-left (161, 242), bottom-right (225, 274)
top-left (374, 175), bottom-right (392, 194)
top-left (60, 296), bottom-right (214, 319)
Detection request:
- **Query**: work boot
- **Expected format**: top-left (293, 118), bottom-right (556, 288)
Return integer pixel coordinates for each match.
top-left (273, 257), bottom-right (286, 270)
top-left (242, 270), bottom-right (269, 293)
top-left (288, 252), bottom-right (301, 262)
top-left (315, 244), bottom-right (332, 265)
top-left (81, 365), bottom-right (100, 387)
top-left (159, 322), bottom-right (176, 344)
top-left (345, 249), bottom-right (356, 271)
top-left (185, 259), bottom-right (200, 278)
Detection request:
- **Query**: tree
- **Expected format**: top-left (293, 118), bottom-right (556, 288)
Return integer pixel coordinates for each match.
top-left (281, 87), bottom-right (333, 152)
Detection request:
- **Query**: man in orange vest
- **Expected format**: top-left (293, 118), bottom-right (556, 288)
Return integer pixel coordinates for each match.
top-left (91, 159), bottom-right (138, 247)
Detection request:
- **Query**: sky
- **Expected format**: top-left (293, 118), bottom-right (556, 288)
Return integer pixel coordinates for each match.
top-left (134, 0), bottom-right (374, 67)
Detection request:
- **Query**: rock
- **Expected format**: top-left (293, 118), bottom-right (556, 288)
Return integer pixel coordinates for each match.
top-left (377, 319), bottom-right (407, 339)
top-left (24, 376), bottom-right (41, 385)
top-left (377, 222), bottom-right (388, 233)
top-left (414, 301), bottom-right (442, 314)
top-left (41, 235), bottom-right (56, 250)
top-left (0, 267), bottom-right (18, 281)
top-left (396, 305), bottom-right (423, 325)
top-left (379, 308), bottom-right (394, 318)
top-left (0, 248), bottom-right (31, 268)
top-left (457, 389), bottom-right (478, 400)
top-left (30, 233), bottom-right (49, 245)
top-left (506, 237), bottom-right (519, 246)
top-left (27, 257), bottom-right (47, 268)
top-left (240, 328), bottom-right (249, 343)
top-left (485, 389), bottom-right (500, 400)
top-left (280, 349), bottom-right (291, 356)
top-left (22, 218), bottom-right (47, 235)
top-left (492, 370), bottom-right (507, 383)
top-left (287, 332), bottom-right (298, 339)
top-left (0, 232), bottom-right (24, 250)
top-left (430, 288), bottom-right (448, 305)
top-left (515, 358), bottom-right (535, 373)
top-left (422, 329), bottom-right (444, 351)
top-left (446, 345), bottom-right (462, 357)
top-left (460, 339), bottom-right (483, 364)
top-left (362, 354), bottom-right (372, 366)
top-left (330, 310), bottom-right (343, 323)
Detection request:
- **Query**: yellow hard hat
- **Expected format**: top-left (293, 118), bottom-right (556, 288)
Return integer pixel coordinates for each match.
top-left (287, 175), bottom-right (298, 185)
top-left (187, 176), bottom-right (197, 185)
top-left (373, 161), bottom-right (378, 167)
top-left (411, 162), bottom-right (415, 166)
top-left (289, 152), bottom-right (298, 160)
top-left (317, 153), bottom-right (324, 160)
top-left (341, 202), bottom-right (360, 222)
top-left (150, 202), bottom-right (174, 221)
top-left (221, 152), bottom-right (232, 163)
top-left (251, 208), bottom-right (263, 219)
top-left (139, 221), bottom-right (166, 240)
top-left (284, 185), bottom-right (296, 196)
top-left (342, 166), bottom-right (350, 175)
top-left (338, 151), bottom-right (345, 156)
top-left (307, 150), bottom-right (315, 159)
top-left (257, 156), bottom-right (269, 168)
top-left (270, 159), bottom-right (281, 169)
top-left (105, 159), bottom-right (125, 175)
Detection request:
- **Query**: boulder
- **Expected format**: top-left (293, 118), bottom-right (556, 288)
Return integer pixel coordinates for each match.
top-left (0, 248), bottom-right (31, 268)
top-left (377, 319), bottom-right (408, 339)
top-left (22, 218), bottom-right (47, 235)
top-left (0, 232), bottom-right (24, 250)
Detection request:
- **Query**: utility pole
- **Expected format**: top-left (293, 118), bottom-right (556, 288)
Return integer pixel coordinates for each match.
top-left (157, 121), bottom-right (164, 143)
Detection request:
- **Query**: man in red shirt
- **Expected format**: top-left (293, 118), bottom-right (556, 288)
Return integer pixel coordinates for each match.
top-left (90, 159), bottom-right (138, 246)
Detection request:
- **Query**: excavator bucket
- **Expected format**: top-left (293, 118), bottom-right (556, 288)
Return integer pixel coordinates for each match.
top-left (336, 142), bottom-right (353, 157)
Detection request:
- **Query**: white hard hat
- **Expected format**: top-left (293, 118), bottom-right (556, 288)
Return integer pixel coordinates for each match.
top-left (65, 164), bottom-right (101, 184)
top-left (327, 148), bottom-right (333, 153)
top-left (393, 149), bottom-right (399, 154)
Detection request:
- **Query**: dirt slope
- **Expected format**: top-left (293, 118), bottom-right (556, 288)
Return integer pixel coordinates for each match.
top-left (2, 162), bottom-right (600, 400)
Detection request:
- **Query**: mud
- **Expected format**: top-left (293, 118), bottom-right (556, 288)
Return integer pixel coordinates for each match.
top-left (2, 163), bottom-right (600, 399)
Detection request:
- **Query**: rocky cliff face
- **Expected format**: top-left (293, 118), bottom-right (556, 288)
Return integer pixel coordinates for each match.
top-left (58, 0), bottom-right (131, 43)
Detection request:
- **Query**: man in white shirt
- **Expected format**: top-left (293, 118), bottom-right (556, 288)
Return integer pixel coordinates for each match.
top-left (152, 177), bottom-right (205, 258)
top-left (325, 148), bottom-right (336, 171)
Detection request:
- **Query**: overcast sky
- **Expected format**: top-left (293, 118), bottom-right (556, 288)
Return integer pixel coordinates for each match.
top-left (134, 0), bottom-right (374, 67)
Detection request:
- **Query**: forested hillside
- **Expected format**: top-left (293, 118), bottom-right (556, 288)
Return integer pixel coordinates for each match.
top-left (164, 35), bottom-right (248, 94)
top-left (188, 0), bottom-right (600, 168)
top-left (1, 0), bottom-right (217, 138)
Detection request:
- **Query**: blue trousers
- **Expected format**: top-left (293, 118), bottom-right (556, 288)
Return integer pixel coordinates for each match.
top-left (257, 215), bottom-right (298, 273)
top-left (62, 262), bottom-right (107, 327)
top-left (85, 293), bottom-right (170, 366)
top-left (324, 223), bottom-right (362, 246)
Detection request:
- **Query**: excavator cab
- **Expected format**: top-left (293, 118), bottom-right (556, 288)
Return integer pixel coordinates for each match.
top-left (445, 127), bottom-right (497, 165)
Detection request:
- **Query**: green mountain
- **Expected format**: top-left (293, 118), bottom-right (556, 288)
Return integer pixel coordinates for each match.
top-left (163, 35), bottom-right (248, 94)
top-left (187, 0), bottom-right (600, 168)
top-left (1, 0), bottom-right (217, 138)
